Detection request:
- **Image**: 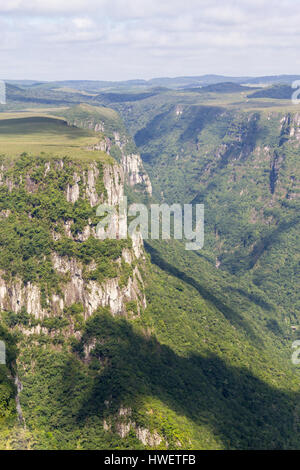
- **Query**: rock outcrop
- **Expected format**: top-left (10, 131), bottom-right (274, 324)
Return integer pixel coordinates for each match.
top-left (0, 156), bottom-right (146, 326)
top-left (63, 106), bottom-right (152, 196)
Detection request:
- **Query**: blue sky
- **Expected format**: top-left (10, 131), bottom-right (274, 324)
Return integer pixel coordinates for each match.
top-left (0, 0), bottom-right (299, 81)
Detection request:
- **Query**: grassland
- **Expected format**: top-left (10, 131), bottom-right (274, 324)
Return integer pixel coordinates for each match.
top-left (0, 115), bottom-right (113, 163)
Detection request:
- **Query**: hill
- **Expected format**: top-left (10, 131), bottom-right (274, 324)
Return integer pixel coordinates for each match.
top-left (185, 82), bottom-right (258, 94)
top-left (248, 85), bottom-right (294, 99)
top-left (0, 115), bottom-right (111, 162)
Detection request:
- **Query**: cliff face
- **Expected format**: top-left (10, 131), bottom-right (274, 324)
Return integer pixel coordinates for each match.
top-left (121, 152), bottom-right (152, 195)
top-left (88, 129), bottom-right (152, 196)
top-left (0, 154), bottom-right (146, 327)
top-left (0, 128), bottom-right (171, 449)
top-left (60, 104), bottom-right (152, 196)
top-left (111, 130), bottom-right (152, 195)
top-left (0, 102), bottom-right (170, 449)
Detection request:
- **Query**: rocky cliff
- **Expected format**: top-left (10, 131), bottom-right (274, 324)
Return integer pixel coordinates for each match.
top-left (58, 104), bottom-right (152, 196)
top-left (0, 115), bottom-right (165, 450)
top-left (0, 153), bottom-right (146, 331)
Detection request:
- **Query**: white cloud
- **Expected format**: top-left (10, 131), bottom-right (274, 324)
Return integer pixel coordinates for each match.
top-left (0, 0), bottom-right (299, 79)
top-left (72, 17), bottom-right (94, 30)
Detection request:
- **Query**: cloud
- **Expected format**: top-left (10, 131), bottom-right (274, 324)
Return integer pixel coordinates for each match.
top-left (0, 0), bottom-right (299, 80)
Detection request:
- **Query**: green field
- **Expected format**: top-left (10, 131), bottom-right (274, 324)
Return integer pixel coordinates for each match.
top-left (0, 115), bottom-right (113, 162)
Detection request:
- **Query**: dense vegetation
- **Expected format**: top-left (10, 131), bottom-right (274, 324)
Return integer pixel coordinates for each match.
top-left (120, 100), bottom-right (300, 326)
top-left (0, 91), bottom-right (300, 449)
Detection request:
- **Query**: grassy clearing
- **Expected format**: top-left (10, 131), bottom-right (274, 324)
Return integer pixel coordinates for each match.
top-left (53, 103), bottom-right (122, 124)
top-left (0, 115), bottom-right (113, 163)
top-left (0, 112), bottom-right (67, 121)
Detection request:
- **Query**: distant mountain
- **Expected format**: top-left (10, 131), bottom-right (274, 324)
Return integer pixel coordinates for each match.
top-left (4, 74), bottom-right (299, 94)
top-left (29, 79), bottom-right (149, 92)
top-left (248, 84), bottom-right (294, 99)
top-left (183, 82), bottom-right (259, 93)
top-left (148, 75), bottom-right (250, 87)
top-left (5, 80), bottom-right (47, 87)
top-left (94, 90), bottom-right (162, 104)
top-left (4, 82), bottom-right (92, 106)
top-left (152, 74), bottom-right (300, 87)
top-left (245, 75), bottom-right (300, 85)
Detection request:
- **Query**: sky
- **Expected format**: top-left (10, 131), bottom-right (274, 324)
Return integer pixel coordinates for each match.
top-left (0, 0), bottom-right (299, 81)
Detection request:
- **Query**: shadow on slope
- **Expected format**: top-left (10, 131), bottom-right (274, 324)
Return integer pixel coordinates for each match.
top-left (75, 311), bottom-right (299, 449)
top-left (144, 241), bottom-right (261, 344)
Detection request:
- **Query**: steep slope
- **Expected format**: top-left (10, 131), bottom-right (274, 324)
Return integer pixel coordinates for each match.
top-left (0, 106), bottom-right (300, 450)
top-left (130, 103), bottom-right (300, 325)
top-left (54, 104), bottom-right (152, 197)
top-left (0, 118), bottom-right (148, 448)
